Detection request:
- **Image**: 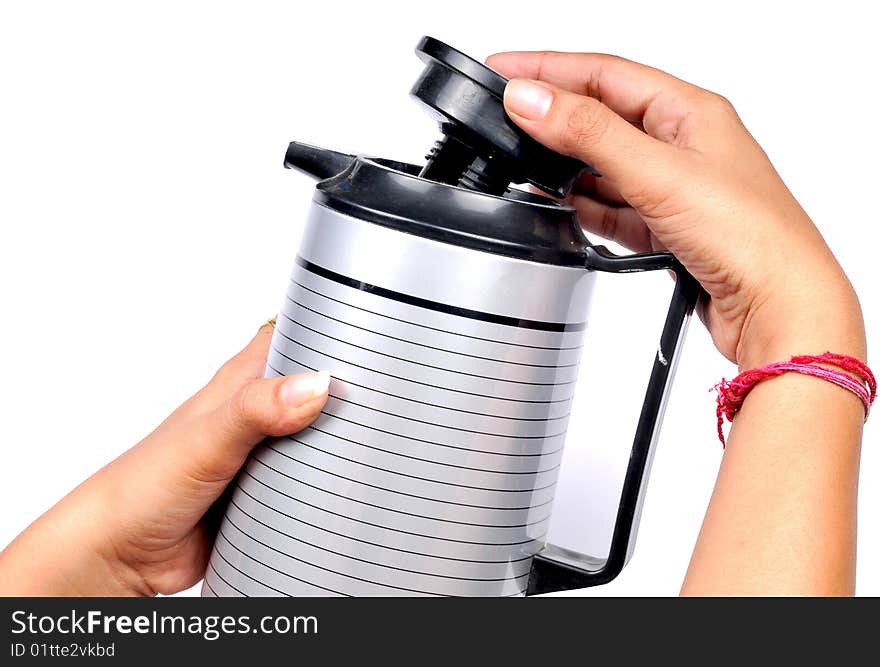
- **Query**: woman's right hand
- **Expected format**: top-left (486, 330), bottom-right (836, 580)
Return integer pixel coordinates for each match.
top-left (486, 51), bottom-right (865, 368)
top-left (487, 51), bottom-right (868, 596)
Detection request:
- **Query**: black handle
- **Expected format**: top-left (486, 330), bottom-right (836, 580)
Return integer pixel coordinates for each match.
top-left (525, 245), bottom-right (702, 595)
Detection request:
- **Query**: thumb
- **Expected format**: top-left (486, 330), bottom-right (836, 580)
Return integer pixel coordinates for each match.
top-left (102, 370), bottom-right (331, 538)
top-left (503, 78), bottom-right (682, 207)
top-left (180, 371), bottom-right (330, 484)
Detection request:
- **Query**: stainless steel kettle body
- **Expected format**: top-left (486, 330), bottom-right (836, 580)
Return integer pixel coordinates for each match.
top-left (203, 201), bottom-right (594, 597)
top-left (202, 37), bottom-right (699, 597)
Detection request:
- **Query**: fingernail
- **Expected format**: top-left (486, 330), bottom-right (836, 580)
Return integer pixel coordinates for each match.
top-left (280, 372), bottom-right (330, 407)
top-left (504, 79), bottom-right (553, 121)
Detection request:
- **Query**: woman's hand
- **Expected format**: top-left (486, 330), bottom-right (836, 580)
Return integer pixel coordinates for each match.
top-left (486, 51), bottom-right (868, 595)
top-left (487, 51), bottom-right (865, 369)
top-left (0, 323), bottom-right (329, 596)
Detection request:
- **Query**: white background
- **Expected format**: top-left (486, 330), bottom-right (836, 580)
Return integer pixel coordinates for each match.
top-left (1, 1), bottom-right (877, 596)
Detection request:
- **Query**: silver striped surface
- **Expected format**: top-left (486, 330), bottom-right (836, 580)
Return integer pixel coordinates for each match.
top-left (203, 204), bottom-right (591, 597)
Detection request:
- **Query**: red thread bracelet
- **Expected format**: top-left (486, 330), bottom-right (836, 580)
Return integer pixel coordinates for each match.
top-left (713, 352), bottom-right (876, 447)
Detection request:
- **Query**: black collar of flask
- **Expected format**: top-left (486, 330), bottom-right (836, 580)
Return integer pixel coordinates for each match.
top-left (290, 149), bottom-right (591, 266)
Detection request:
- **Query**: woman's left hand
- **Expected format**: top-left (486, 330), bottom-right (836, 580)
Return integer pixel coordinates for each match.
top-left (0, 322), bottom-right (329, 596)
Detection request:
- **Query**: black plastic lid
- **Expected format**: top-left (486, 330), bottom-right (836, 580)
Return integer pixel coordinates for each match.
top-left (411, 36), bottom-right (598, 198)
top-left (283, 36), bottom-right (597, 266)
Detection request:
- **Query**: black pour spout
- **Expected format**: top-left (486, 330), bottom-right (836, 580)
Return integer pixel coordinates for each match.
top-left (411, 37), bottom-right (598, 198)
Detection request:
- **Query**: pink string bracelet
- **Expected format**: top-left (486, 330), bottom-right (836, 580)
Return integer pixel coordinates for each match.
top-left (713, 352), bottom-right (876, 447)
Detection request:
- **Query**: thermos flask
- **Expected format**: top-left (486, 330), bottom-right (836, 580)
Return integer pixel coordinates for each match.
top-left (203, 37), bottom-right (700, 597)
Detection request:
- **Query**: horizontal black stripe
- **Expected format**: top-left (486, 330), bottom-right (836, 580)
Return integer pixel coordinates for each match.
top-left (207, 561), bottom-right (248, 597)
top-left (279, 437), bottom-right (557, 493)
top-left (250, 457), bottom-right (553, 528)
top-left (290, 277), bottom-right (581, 352)
top-left (296, 428), bottom-right (561, 475)
top-left (223, 525), bottom-right (449, 597)
top-left (314, 408), bottom-right (565, 459)
top-left (216, 530), bottom-right (350, 596)
top-left (213, 546), bottom-right (282, 596)
top-left (201, 575), bottom-right (217, 597)
top-left (228, 500), bottom-right (529, 583)
top-left (263, 444), bottom-right (557, 508)
top-left (320, 392), bottom-right (568, 440)
top-left (242, 471), bottom-right (547, 547)
top-left (288, 420), bottom-right (562, 476)
top-left (272, 341), bottom-right (571, 405)
top-left (283, 298), bottom-right (579, 369)
top-left (224, 522), bottom-right (525, 598)
top-left (267, 354), bottom-right (570, 416)
top-left (296, 257), bottom-right (585, 333)
top-left (201, 572), bottom-right (221, 597)
top-left (277, 323), bottom-right (575, 387)
top-left (317, 407), bottom-right (565, 460)
top-left (235, 483), bottom-right (535, 565)
top-left (266, 360), bottom-right (568, 424)
top-left (201, 577), bottom-right (216, 597)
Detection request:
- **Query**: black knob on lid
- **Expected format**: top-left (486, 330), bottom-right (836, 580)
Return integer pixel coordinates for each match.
top-left (410, 36), bottom-right (598, 198)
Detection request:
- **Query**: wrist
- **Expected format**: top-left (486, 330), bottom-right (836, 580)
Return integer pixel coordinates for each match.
top-left (737, 275), bottom-right (866, 372)
top-left (0, 487), bottom-right (151, 596)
